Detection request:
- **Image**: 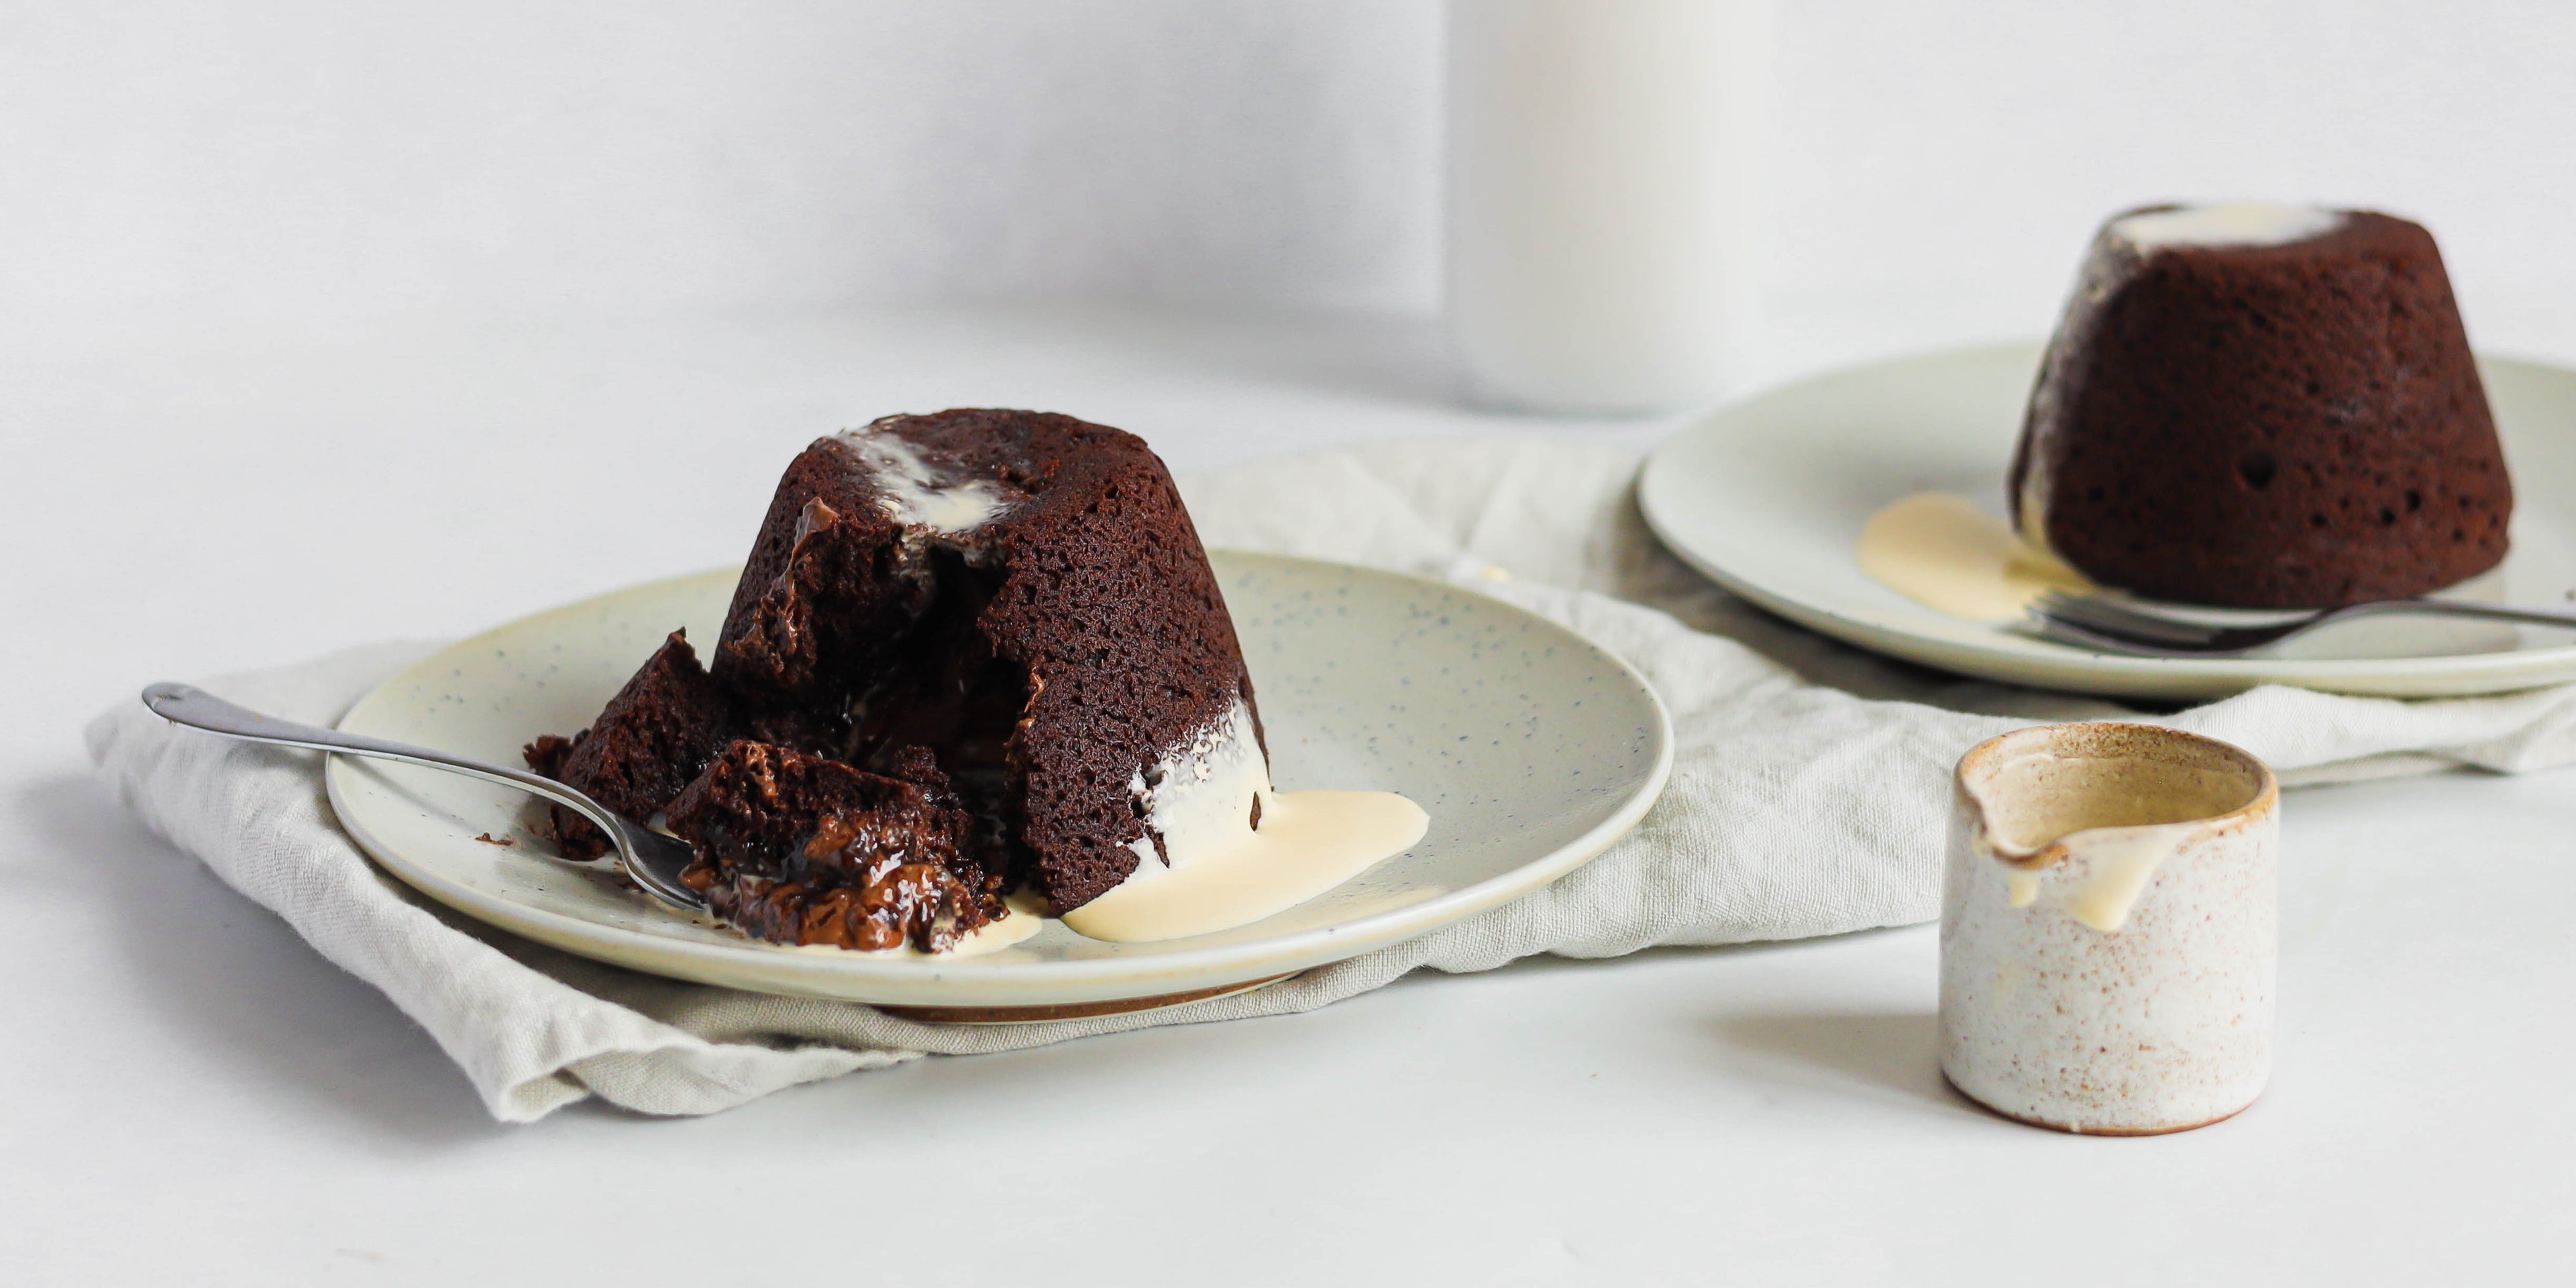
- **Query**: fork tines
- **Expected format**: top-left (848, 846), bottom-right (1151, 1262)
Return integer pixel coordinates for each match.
top-left (2028, 590), bottom-right (2231, 649)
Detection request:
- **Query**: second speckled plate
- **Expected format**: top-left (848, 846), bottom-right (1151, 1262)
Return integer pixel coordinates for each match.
top-left (1640, 343), bottom-right (2576, 700)
top-left (323, 553), bottom-right (1672, 1014)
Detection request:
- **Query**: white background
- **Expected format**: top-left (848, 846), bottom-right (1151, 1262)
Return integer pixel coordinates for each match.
top-left (7, 3), bottom-right (2575, 1284)
top-left (9, 1), bottom-right (2576, 366)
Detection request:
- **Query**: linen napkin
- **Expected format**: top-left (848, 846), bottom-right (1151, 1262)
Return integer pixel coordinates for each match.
top-left (87, 439), bottom-right (2576, 1121)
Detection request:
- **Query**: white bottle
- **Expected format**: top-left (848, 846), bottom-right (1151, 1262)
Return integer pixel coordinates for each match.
top-left (1446, 0), bottom-right (1768, 415)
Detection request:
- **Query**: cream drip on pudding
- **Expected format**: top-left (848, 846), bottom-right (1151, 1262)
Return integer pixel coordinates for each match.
top-left (1122, 698), bottom-right (1271, 873)
top-left (2107, 202), bottom-right (2344, 254)
top-left (832, 421), bottom-right (1016, 534)
top-left (1061, 696), bottom-right (1430, 944)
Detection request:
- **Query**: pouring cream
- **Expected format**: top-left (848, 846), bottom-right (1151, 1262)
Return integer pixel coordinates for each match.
top-left (1855, 492), bottom-right (2093, 623)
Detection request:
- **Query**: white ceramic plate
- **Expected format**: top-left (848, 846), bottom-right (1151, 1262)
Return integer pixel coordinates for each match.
top-left (325, 552), bottom-right (1671, 1013)
top-left (1638, 343), bottom-right (2576, 700)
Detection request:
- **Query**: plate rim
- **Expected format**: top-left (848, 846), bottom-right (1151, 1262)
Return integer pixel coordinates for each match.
top-left (1637, 341), bottom-right (2576, 700)
top-left (325, 550), bottom-right (1675, 1005)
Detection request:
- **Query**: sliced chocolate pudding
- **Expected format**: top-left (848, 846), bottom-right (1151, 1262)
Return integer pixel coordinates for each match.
top-left (526, 411), bottom-right (1270, 951)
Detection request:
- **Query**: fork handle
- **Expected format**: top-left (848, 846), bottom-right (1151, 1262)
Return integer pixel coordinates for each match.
top-left (2342, 598), bottom-right (2576, 631)
top-left (139, 682), bottom-right (624, 839)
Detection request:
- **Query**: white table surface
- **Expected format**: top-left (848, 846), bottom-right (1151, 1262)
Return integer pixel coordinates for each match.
top-left (5, 305), bottom-right (2571, 1285)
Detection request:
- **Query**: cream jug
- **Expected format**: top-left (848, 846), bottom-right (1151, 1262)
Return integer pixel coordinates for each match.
top-left (1939, 722), bottom-right (2279, 1134)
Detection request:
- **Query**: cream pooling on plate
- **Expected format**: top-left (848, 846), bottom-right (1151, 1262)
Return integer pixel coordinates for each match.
top-left (1061, 696), bottom-right (1431, 943)
top-left (1855, 492), bottom-right (2093, 623)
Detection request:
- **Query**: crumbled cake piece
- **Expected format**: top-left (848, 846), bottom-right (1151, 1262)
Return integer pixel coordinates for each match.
top-left (523, 630), bottom-right (732, 858)
top-left (665, 740), bottom-right (1001, 952)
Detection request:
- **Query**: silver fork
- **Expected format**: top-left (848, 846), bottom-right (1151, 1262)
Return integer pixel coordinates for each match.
top-left (140, 682), bottom-right (710, 912)
top-left (2027, 589), bottom-right (2576, 657)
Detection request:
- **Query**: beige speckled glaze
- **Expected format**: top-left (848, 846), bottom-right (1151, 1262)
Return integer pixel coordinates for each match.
top-left (1939, 722), bottom-right (2278, 1134)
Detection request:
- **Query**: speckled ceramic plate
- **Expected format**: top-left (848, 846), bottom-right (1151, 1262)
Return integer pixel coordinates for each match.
top-left (1639, 343), bottom-right (2576, 700)
top-left (324, 552), bottom-right (1671, 1014)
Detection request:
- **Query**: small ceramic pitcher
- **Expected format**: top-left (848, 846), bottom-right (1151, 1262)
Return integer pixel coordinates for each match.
top-left (1939, 722), bottom-right (2279, 1134)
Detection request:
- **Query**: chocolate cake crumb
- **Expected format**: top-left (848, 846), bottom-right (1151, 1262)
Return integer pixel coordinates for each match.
top-left (523, 630), bottom-right (733, 858)
top-left (666, 740), bottom-right (1002, 951)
